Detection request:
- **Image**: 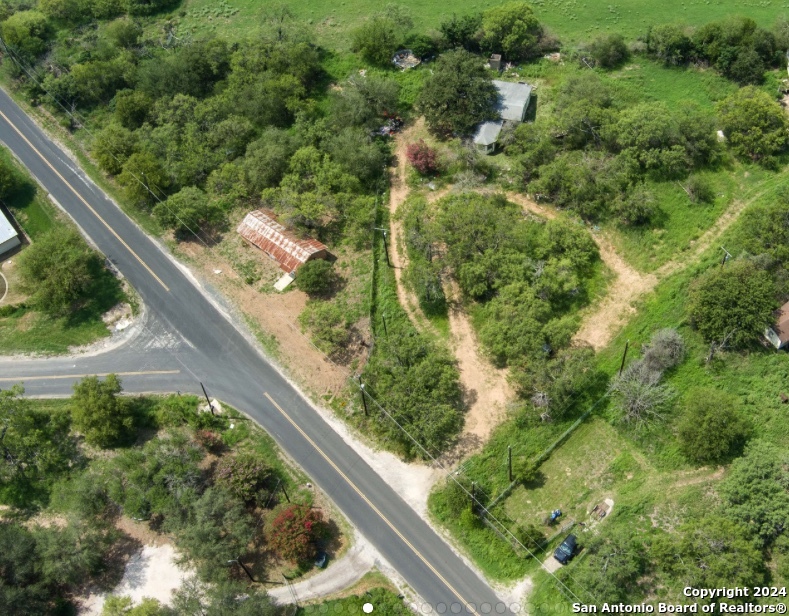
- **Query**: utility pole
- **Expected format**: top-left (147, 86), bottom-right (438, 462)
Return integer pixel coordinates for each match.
top-left (721, 246), bottom-right (732, 267)
top-left (618, 340), bottom-right (630, 377)
top-left (382, 230), bottom-right (390, 267)
top-left (374, 227), bottom-right (391, 267)
top-left (358, 377), bottom-right (369, 416)
top-left (200, 382), bottom-right (214, 415)
top-left (280, 482), bottom-right (290, 503)
top-left (227, 557), bottom-right (256, 582)
top-left (508, 446), bottom-right (513, 483)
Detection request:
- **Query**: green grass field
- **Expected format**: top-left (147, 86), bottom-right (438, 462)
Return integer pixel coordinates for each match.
top-left (177, 0), bottom-right (787, 49)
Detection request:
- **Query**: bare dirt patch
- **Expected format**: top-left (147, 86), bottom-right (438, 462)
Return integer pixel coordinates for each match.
top-left (79, 544), bottom-right (189, 615)
top-left (175, 239), bottom-right (353, 400)
top-left (1, 256), bottom-right (27, 305)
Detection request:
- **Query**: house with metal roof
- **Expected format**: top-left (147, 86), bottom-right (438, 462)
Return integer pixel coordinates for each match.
top-left (237, 209), bottom-right (330, 274)
top-left (473, 80), bottom-right (533, 154)
top-left (765, 300), bottom-right (789, 349)
top-left (0, 208), bottom-right (20, 257)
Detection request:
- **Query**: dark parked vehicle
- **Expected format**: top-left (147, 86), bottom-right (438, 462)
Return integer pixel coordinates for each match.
top-left (314, 551), bottom-right (328, 569)
top-left (554, 534), bottom-right (577, 565)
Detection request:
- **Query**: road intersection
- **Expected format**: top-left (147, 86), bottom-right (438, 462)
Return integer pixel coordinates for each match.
top-left (0, 86), bottom-right (513, 613)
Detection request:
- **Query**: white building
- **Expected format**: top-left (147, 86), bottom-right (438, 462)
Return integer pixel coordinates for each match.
top-left (473, 80), bottom-right (533, 154)
top-left (0, 209), bottom-right (20, 257)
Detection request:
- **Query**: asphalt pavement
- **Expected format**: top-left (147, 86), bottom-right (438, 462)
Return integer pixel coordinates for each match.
top-left (0, 87), bottom-right (516, 613)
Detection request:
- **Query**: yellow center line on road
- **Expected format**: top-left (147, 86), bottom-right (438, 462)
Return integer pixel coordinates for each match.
top-left (0, 108), bottom-right (170, 292)
top-left (263, 391), bottom-right (476, 612)
top-left (0, 370), bottom-right (181, 381)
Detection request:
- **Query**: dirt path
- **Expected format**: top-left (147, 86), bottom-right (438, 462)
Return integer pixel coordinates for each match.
top-left (388, 124), bottom-right (515, 456)
top-left (575, 196), bottom-right (753, 350)
top-left (511, 191), bottom-right (751, 350)
top-left (388, 119), bottom-right (437, 335)
top-left (268, 535), bottom-right (378, 605)
top-left (573, 233), bottom-right (658, 350)
top-left (444, 279), bottom-right (514, 449)
top-left (655, 197), bottom-right (751, 278)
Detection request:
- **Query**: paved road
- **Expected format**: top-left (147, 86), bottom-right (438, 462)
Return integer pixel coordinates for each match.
top-left (0, 87), bottom-right (512, 613)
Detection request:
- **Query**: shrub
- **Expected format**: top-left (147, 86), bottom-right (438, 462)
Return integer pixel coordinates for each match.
top-left (214, 453), bottom-right (274, 505)
top-left (17, 226), bottom-right (105, 317)
top-left (678, 389), bottom-right (750, 464)
top-left (587, 33), bottom-right (629, 68)
top-left (717, 86), bottom-right (789, 164)
top-left (71, 374), bottom-right (133, 448)
top-left (0, 155), bottom-right (21, 200)
top-left (687, 259), bottom-right (777, 348)
top-left (406, 140), bottom-right (441, 176)
top-left (612, 361), bottom-right (674, 427)
top-left (684, 175), bottom-right (716, 204)
top-left (294, 259), bottom-right (337, 296)
top-left (268, 504), bottom-right (330, 563)
top-left (641, 328), bottom-right (685, 374)
top-left (195, 430), bottom-right (223, 453)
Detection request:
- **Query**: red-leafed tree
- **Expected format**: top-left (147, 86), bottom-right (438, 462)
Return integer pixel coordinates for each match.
top-left (406, 140), bottom-right (440, 175)
top-left (268, 504), bottom-right (330, 563)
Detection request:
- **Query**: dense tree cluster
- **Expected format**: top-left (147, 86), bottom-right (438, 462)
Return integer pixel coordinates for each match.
top-left (0, 7), bottom-right (395, 246)
top-left (416, 49), bottom-right (499, 137)
top-left (399, 191), bottom-right (601, 420)
top-left (363, 329), bottom-right (464, 458)
top-left (0, 384), bottom-right (303, 613)
top-left (646, 16), bottom-right (782, 84)
top-left (0, 385), bottom-right (77, 504)
top-left (507, 73), bottom-right (723, 223)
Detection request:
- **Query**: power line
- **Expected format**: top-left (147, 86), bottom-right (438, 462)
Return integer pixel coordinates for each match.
top-left (1, 37), bottom-right (600, 605)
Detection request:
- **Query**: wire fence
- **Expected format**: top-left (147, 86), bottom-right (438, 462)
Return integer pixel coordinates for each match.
top-left (0, 37), bottom-right (604, 606)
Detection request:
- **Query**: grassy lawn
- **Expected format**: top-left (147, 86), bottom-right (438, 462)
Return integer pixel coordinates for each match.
top-left (177, 0), bottom-right (785, 48)
top-left (0, 304), bottom-right (115, 355)
top-left (607, 168), bottom-right (739, 273)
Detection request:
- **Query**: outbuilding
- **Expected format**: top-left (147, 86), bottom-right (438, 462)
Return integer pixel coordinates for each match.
top-left (0, 208), bottom-right (20, 257)
top-left (237, 209), bottom-right (330, 274)
top-left (765, 300), bottom-right (789, 349)
top-left (473, 80), bottom-right (533, 154)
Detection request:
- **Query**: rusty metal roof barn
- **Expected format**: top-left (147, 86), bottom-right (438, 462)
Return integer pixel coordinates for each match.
top-left (237, 209), bottom-right (329, 273)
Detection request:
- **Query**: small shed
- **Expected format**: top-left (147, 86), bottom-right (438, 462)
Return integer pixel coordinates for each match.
top-left (237, 209), bottom-right (329, 274)
top-left (473, 120), bottom-right (504, 154)
top-left (0, 208), bottom-right (20, 257)
top-left (488, 54), bottom-right (502, 71)
top-left (494, 80), bottom-right (532, 122)
top-left (473, 80), bottom-right (533, 153)
top-left (766, 301), bottom-right (789, 349)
